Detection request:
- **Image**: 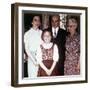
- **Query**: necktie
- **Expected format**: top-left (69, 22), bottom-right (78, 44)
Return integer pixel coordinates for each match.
top-left (54, 30), bottom-right (56, 38)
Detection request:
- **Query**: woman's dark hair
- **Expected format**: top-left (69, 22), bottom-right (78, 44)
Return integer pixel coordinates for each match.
top-left (31, 15), bottom-right (42, 29)
top-left (41, 29), bottom-right (53, 42)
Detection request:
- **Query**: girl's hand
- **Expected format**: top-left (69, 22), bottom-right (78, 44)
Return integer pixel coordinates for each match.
top-left (46, 70), bottom-right (52, 76)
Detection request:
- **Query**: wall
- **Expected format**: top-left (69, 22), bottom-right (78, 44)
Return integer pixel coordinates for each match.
top-left (0, 0), bottom-right (89, 90)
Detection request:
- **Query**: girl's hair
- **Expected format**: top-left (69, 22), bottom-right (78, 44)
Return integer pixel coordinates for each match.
top-left (41, 29), bottom-right (53, 42)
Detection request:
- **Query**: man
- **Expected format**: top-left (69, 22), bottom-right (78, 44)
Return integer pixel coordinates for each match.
top-left (49, 15), bottom-right (67, 75)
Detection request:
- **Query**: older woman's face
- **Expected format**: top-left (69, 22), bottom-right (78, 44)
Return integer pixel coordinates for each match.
top-left (32, 16), bottom-right (41, 29)
top-left (67, 19), bottom-right (77, 34)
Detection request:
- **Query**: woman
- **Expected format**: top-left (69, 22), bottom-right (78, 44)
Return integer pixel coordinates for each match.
top-left (24, 16), bottom-right (42, 78)
top-left (64, 16), bottom-right (80, 75)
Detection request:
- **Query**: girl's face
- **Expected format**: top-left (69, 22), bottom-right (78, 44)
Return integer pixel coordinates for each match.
top-left (43, 31), bottom-right (51, 44)
top-left (67, 19), bottom-right (77, 34)
top-left (32, 16), bottom-right (41, 29)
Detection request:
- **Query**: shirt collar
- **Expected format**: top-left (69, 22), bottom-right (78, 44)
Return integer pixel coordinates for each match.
top-left (42, 42), bottom-right (53, 49)
top-left (31, 27), bottom-right (40, 31)
top-left (52, 27), bottom-right (59, 33)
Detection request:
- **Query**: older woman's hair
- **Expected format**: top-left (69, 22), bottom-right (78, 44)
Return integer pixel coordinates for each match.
top-left (66, 16), bottom-right (78, 24)
top-left (66, 16), bottom-right (80, 33)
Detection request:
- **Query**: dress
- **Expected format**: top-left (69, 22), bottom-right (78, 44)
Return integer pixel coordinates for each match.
top-left (64, 33), bottom-right (80, 75)
top-left (24, 28), bottom-right (42, 78)
top-left (37, 43), bottom-right (59, 76)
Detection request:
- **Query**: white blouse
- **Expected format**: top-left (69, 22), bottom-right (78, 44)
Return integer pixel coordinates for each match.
top-left (24, 28), bottom-right (42, 57)
top-left (36, 42), bottom-right (59, 63)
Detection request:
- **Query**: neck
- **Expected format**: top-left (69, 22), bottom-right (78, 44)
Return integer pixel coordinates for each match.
top-left (53, 26), bottom-right (59, 29)
top-left (70, 31), bottom-right (76, 37)
top-left (32, 26), bottom-right (38, 30)
top-left (44, 42), bottom-right (51, 44)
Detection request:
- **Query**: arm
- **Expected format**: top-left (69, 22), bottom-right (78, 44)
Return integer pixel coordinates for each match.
top-left (50, 61), bottom-right (57, 72)
top-left (49, 44), bottom-right (59, 74)
top-left (24, 33), bottom-right (37, 65)
top-left (76, 60), bottom-right (80, 72)
top-left (36, 46), bottom-right (49, 74)
top-left (39, 62), bottom-right (49, 73)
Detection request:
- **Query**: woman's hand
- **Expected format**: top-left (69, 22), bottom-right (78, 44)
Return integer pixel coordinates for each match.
top-left (24, 53), bottom-right (28, 62)
top-left (77, 64), bottom-right (80, 69)
top-left (76, 62), bottom-right (80, 72)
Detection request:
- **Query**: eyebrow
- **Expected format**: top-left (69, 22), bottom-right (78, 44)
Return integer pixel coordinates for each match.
top-left (52, 19), bottom-right (59, 22)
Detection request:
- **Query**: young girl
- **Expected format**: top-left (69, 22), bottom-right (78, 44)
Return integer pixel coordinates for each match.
top-left (36, 30), bottom-right (59, 76)
top-left (24, 16), bottom-right (42, 78)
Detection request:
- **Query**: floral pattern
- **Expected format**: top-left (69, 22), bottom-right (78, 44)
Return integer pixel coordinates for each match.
top-left (64, 33), bottom-right (80, 75)
top-left (40, 45), bottom-right (53, 60)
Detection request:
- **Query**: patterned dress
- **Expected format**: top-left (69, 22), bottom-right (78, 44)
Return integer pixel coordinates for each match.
top-left (64, 33), bottom-right (80, 75)
top-left (38, 45), bottom-right (59, 76)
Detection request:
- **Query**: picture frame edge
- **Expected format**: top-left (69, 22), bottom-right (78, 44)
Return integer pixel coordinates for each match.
top-left (11, 2), bottom-right (88, 87)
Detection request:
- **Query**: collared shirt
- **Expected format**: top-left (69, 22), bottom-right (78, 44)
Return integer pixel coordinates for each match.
top-left (24, 28), bottom-right (42, 57)
top-left (52, 27), bottom-right (59, 38)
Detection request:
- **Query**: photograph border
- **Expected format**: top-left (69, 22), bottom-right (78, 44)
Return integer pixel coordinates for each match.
top-left (11, 3), bottom-right (88, 87)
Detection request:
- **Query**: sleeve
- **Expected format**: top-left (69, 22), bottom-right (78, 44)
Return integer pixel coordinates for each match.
top-left (36, 45), bottom-right (43, 63)
top-left (24, 33), bottom-right (31, 58)
top-left (53, 44), bottom-right (59, 62)
top-left (73, 36), bottom-right (80, 54)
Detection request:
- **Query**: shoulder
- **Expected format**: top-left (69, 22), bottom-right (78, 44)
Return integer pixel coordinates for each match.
top-left (39, 29), bottom-right (43, 34)
top-left (58, 28), bottom-right (67, 35)
top-left (53, 44), bottom-right (58, 48)
top-left (24, 29), bottom-right (31, 37)
top-left (53, 44), bottom-right (58, 53)
top-left (59, 28), bottom-right (65, 31)
top-left (76, 33), bottom-right (80, 41)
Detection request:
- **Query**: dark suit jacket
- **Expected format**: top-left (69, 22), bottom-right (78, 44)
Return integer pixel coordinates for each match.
top-left (48, 27), bottom-right (67, 75)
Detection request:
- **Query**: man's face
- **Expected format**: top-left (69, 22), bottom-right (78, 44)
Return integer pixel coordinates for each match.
top-left (51, 16), bottom-right (60, 28)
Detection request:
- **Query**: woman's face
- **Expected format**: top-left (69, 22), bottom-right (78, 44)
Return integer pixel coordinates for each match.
top-left (67, 19), bottom-right (77, 34)
top-left (32, 16), bottom-right (41, 29)
top-left (43, 31), bottom-right (51, 43)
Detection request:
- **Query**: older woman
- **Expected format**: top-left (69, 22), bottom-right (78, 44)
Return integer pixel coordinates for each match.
top-left (64, 16), bottom-right (80, 75)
